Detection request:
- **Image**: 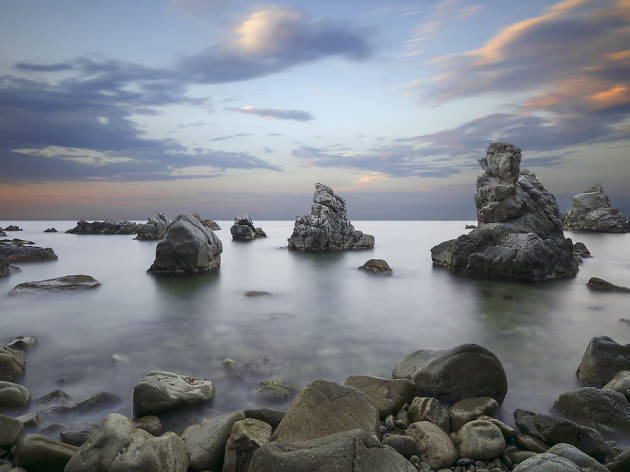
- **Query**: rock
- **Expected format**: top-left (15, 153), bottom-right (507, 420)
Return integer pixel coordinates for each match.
top-left (606, 448), bottom-right (630, 472)
top-left (393, 344), bottom-right (508, 404)
top-left (194, 213), bottom-right (221, 231)
top-left (0, 256), bottom-right (8, 277)
top-left (181, 411), bottom-right (246, 472)
top-left (111, 353), bottom-right (130, 365)
top-left (9, 275), bottom-right (100, 295)
top-left (253, 380), bottom-right (297, 403)
top-left (230, 213), bottom-right (266, 241)
top-left (342, 375), bottom-right (416, 418)
top-left (358, 259), bottom-right (392, 275)
top-left (133, 370), bottom-right (215, 416)
top-left (287, 183), bottom-right (374, 251)
top-left (6, 336), bottom-right (38, 351)
top-left (455, 420), bottom-right (506, 461)
top-left (245, 291), bottom-right (271, 297)
top-left (547, 443), bottom-right (609, 472)
top-left (51, 391), bottom-right (120, 415)
top-left (66, 220), bottom-right (142, 234)
top-left (408, 396), bottom-right (450, 432)
top-left (572, 241), bottom-right (591, 258)
top-left (450, 397), bottom-right (499, 431)
top-left (3, 225), bottom-right (22, 231)
top-left (0, 240), bottom-right (57, 262)
top-left (563, 184), bottom-right (630, 232)
top-left (60, 422), bottom-right (97, 446)
top-left (0, 381), bottom-right (30, 408)
top-left (0, 415), bottom-right (23, 447)
top-left (0, 347), bottom-right (26, 382)
top-left (431, 142), bottom-right (579, 281)
top-left (466, 224), bottom-right (477, 229)
top-left (406, 421), bottom-right (458, 469)
top-left (516, 434), bottom-right (549, 453)
top-left (44, 227), bottom-right (57, 232)
top-left (222, 418), bottom-right (272, 472)
top-left (508, 450), bottom-right (538, 465)
top-left (477, 415), bottom-right (516, 440)
top-left (604, 371), bottom-right (630, 399)
top-left (135, 213), bottom-right (171, 240)
top-left (577, 336), bottom-right (630, 387)
top-left (65, 413), bottom-right (189, 472)
top-left (513, 409), bottom-right (611, 462)
top-left (250, 429), bottom-right (416, 472)
top-left (382, 434), bottom-right (418, 458)
top-left (244, 408), bottom-right (285, 430)
top-left (587, 277), bottom-right (630, 293)
top-left (17, 412), bottom-right (42, 428)
top-left (148, 214), bottom-right (223, 273)
top-left (513, 452), bottom-right (581, 471)
top-left (271, 379), bottom-right (379, 443)
top-left (133, 415), bottom-right (162, 436)
top-left (553, 387), bottom-right (630, 436)
top-left (14, 434), bottom-right (78, 472)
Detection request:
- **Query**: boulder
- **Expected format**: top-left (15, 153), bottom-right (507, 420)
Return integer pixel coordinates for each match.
top-left (0, 381), bottom-right (30, 408)
top-left (603, 370), bottom-right (630, 399)
top-left (342, 375), bottom-right (416, 418)
top-left (6, 336), bottom-right (38, 351)
top-left (546, 443), bottom-right (609, 472)
top-left (393, 344), bottom-right (508, 404)
top-left (0, 240), bottom-right (57, 262)
top-left (0, 415), bottom-right (23, 447)
top-left (60, 422), bottom-right (98, 447)
top-left (287, 183), bottom-right (374, 251)
top-left (407, 396), bottom-right (450, 432)
top-left (516, 433), bottom-right (549, 452)
top-left (358, 259), bottom-right (392, 275)
top-left (244, 408), bottom-right (285, 430)
top-left (253, 380), bottom-right (297, 403)
top-left (193, 213), bottom-right (221, 231)
top-left (431, 142), bottom-right (579, 281)
top-left (606, 448), bottom-right (630, 472)
top-left (66, 220), bottom-right (142, 234)
top-left (587, 277), bottom-right (630, 293)
top-left (222, 418), bottom-right (272, 472)
top-left (135, 213), bottom-right (171, 240)
top-left (454, 419), bottom-right (506, 460)
top-left (0, 347), bottom-right (26, 382)
top-left (576, 336), bottom-right (630, 387)
top-left (572, 241), bottom-right (591, 258)
top-left (133, 415), bottom-right (162, 436)
top-left (148, 214), bottom-right (223, 273)
top-left (563, 184), bottom-right (630, 232)
top-left (3, 225), bottom-right (22, 231)
top-left (9, 275), bottom-right (100, 295)
top-left (406, 421), bottom-right (458, 469)
top-left (271, 379), bottom-right (379, 443)
top-left (382, 434), bottom-right (418, 458)
top-left (477, 415), bottom-right (516, 440)
top-left (44, 227), bottom-right (57, 232)
top-left (14, 434), bottom-right (78, 472)
top-left (133, 370), bottom-right (215, 416)
top-left (230, 213), bottom-right (266, 241)
top-left (513, 452), bottom-right (581, 471)
top-left (450, 397), bottom-right (499, 431)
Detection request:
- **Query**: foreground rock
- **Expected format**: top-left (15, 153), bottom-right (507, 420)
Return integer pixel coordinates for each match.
top-left (66, 219), bottom-right (142, 234)
top-left (393, 344), bottom-right (508, 403)
top-left (14, 434), bottom-right (78, 471)
top-left (230, 213), bottom-right (266, 241)
top-left (148, 214), bottom-right (223, 274)
top-left (9, 275), bottom-right (100, 295)
top-left (576, 336), bottom-right (630, 387)
top-left (0, 381), bottom-right (31, 408)
top-left (0, 415), bottom-right (23, 447)
top-left (431, 142), bottom-right (579, 281)
top-left (406, 421), bottom-right (458, 468)
top-left (454, 419), bottom-right (506, 460)
top-left (133, 370), bottom-right (215, 416)
top-left (514, 452), bottom-right (581, 471)
top-left (222, 418), bottom-right (272, 472)
top-left (450, 397), bottom-right (499, 430)
top-left (0, 239), bottom-right (57, 262)
top-left (358, 259), bottom-right (392, 275)
top-left (587, 276), bottom-right (630, 293)
top-left (288, 183), bottom-right (374, 251)
top-left (563, 184), bottom-right (630, 232)
top-left (0, 346), bottom-right (26, 382)
top-left (604, 371), bottom-right (630, 399)
top-left (547, 443), bottom-right (610, 472)
top-left (135, 213), bottom-right (171, 240)
top-left (342, 375), bottom-right (415, 418)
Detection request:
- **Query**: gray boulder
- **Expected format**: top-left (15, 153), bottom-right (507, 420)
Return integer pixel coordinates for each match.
top-left (407, 396), bottom-right (450, 432)
top-left (572, 241), bottom-right (591, 258)
top-left (431, 142), bottom-right (579, 281)
top-left (513, 452), bottom-right (581, 471)
top-left (287, 183), bottom-right (374, 251)
top-left (393, 344), bottom-right (508, 404)
top-left (14, 434), bottom-right (78, 472)
top-left (133, 370), bottom-right (215, 416)
top-left (0, 346), bottom-right (26, 382)
top-left (230, 213), bottom-right (266, 241)
top-left (576, 336), bottom-right (630, 387)
top-left (222, 418), bottom-right (272, 472)
top-left (547, 443), bottom-right (609, 472)
top-left (66, 220), bottom-right (142, 234)
top-left (148, 214), bottom-right (223, 273)
top-left (406, 420), bottom-right (458, 469)
top-left (454, 419), bottom-right (506, 461)
top-left (587, 277), bottom-right (630, 293)
top-left (135, 214), bottom-right (171, 240)
top-left (0, 381), bottom-right (30, 408)
top-left (0, 239), bottom-right (57, 262)
top-left (603, 370), bottom-right (630, 399)
top-left (7, 336), bottom-right (38, 351)
top-left (450, 397), bottom-right (499, 431)
top-left (253, 380), bottom-right (296, 403)
top-left (342, 375), bottom-right (416, 418)
top-left (0, 415), bottom-right (23, 447)
top-left (358, 259), bottom-right (392, 275)
top-left (9, 275), bottom-right (100, 295)
top-left (563, 184), bottom-right (630, 232)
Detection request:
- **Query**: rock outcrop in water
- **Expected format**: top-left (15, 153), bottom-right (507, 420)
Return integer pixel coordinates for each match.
top-left (230, 213), bottom-right (266, 241)
top-left (3, 225), bottom-right (22, 231)
top-left (0, 239), bottom-right (57, 263)
top-left (0, 256), bottom-right (8, 277)
top-left (135, 213), bottom-right (171, 240)
top-left (563, 184), bottom-right (630, 232)
top-left (66, 220), bottom-right (142, 235)
top-left (288, 183), bottom-right (374, 251)
top-left (148, 214), bottom-right (222, 274)
top-left (9, 275), bottom-right (100, 295)
top-left (194, 213), bottom-right (221, 231)
top-left (431, 142), bottom-right (579, 282)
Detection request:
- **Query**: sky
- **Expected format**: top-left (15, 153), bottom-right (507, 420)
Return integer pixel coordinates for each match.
top-left (1, 0), bottom-right (629, 220)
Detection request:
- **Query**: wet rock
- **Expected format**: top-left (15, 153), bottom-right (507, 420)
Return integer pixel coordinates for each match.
top-left (342, 375), bottom-right (416, 418)
top-left (603, 370), bottom-right (630, 399)
top-left (382, 434), bottom-right (418, 458)
top-left (572, 241), bottom-right (591, 258)
top-left (230, 213), bottom-right (266, 241)
top-left (66, 220), bottom-right (142, 234)
top-left (450, 397), bottom-right (499, 431)
top-left (477, 415), bottom-right (516, 440)
top-left (0, 415), bottom-right (23, 447)
top-left (431, 142), bottom-right (579, 281)
top-left (14, 434), bottom-right (77, 472)
top-left (0, 240), bottom-right (57, 263)
top-left (516, 434), bottom-right (549, 453)
top-left (6, 336), bottom-right (37, 352)
top-left (244, 408), bottom-right (285, 430)
top-left (43, 227), bottom-right (57, 232)
top-left (271, 379), bottom-right (379, 443)
top-left (606, 448), bottom-right (630, 472)
top-left (133, 415), bottom-right (162, 436)
top-left (0, 381), bottom-right (30, 408)
top-left (547, 443), bottom-right (609, 472)
top-left (408, 396), bottom-right (450, 432)
top-left (182, 411), bottom-right (246, 471)
top-left (194, 213), bottom-right (221, 231)
top-left (148, 214), bottom-right (223, 274)
top-left (577, 336), bottom-right (630, 387)
top-left (393, 344), bottom-right (508, 404)
top-left (135, 213), bottom-right (171, 240)
top-left (3, 226), bottom-right (22, 231)
top-left (9, 275), bottom-right (100, 295)
top-left (466, 224), bottom-right (477, 229)
top-left (245, 291), bottom-right (271, 297)
top-left (513, 452), bottom-right (581, 471)
top-left (53, 391), bottom-right (120, 415)
top-left (563, 184), bottom-right (630, 232)
top-left (287, 183), bottom-right (374, 251)
top-left (406, 421), bottom-right (458, 469)
top-left (455, 420), bottom-right (506, 461)
top-left (60, 422), bottom-right (97, 447)
top-left (17, 412), bottom-right (42, 428)
top-left (222, 418), bottom-right (271, 472)
top-left (587, 277), bottom-right (630, 293)
top-left (508, 450), bottom-right (538, 465)
top-left (358, 259), bottom-right (392, 275)
top-left (0, 347), bottom-right (25, 383)
top-left (253, 380), bottom-right (297, 403)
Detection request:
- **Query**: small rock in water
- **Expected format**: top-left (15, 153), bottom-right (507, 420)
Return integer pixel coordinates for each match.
top-left (231, 212), bottom-right (266, 241)
top-left (0, 381), bottom-right (31, 408)
top-left (465, 224), bottom-right (476, 229)
top-left (6, 336), bottom-right (38, 351)
top-left (573, 241), bottom-right (591, 258)
top-left (587, 277), bottom-right (630, 293)
top-left (245, 290), bottom-right (271, 297)
top-left (253, 379), bottom-right (297, 403)
top-left (9, 275), bottom-right (100, 295)
top-left (43, 227), bottom-right (57, 232)
top-left (576, 336), bottom-right (630, 387)
top-left (358, 258), bottom-right (393, 275)
top-left (3, 225), bottom-right (22, 231)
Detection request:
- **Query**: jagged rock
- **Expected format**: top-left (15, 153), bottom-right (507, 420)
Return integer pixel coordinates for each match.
top-left (133, 370), bottom-right (215, 416)
top-left (222, 418), bottom-right (272, 472)
top-left (455, 420), bottom-right (506, 461)
top-left (342, 375), bottom-right (416, 418)
top-left (193, 213), bottom-right (221, 231)
top-left (358, 259), bottom-right (392, 275)
top-left (287, 183), bottom-right (374, 251)
top-left (576, 336), bottom-right (630, 387)
top-left (563, 184), bottom-right (630, 232)
top-left (253, 380), bottom-right (297, 403)
top-left (603, 371), bottom-right (630, 399)
top-left (587, 277), bottom-right (630, 293)
top-left (14, 434), bottom-right (78, 472)
top-left (572, 241), bottom-right (591, 258)
top-left (513, 452), bottom-right (581, 471)
top-left (0, 415), bottom-right (23, 447)
top-left (9, 275), bottom-right (100, 295)
top-left (66, 220), bottom-right (142, 234)
top-left (0, 346), bottom-right (26, 382)
top-left (0, 240), bottom-right (57, 262)
top-left (406, 421), bottom-right (458, 469)
top-left (148, 214), bottom-right (223, 273)
top-left (0, 381), bottom-right (30, 408)
top-left (230, 213), bottom-right (266, 241)
top-left (44, 227), bottom-right (57, 232)
top-left (135, 213), bottom-right (171, 240)
top-left (393, 344), bottom-right (508, 404)
top-left (546, 443), bottom-right (609, 472)
top-left (431, 142), bottom-right (579, 281)
top-left (407, 396), bottom-right (450, 432)
top-left (3, 225), bottom-right (22, 231)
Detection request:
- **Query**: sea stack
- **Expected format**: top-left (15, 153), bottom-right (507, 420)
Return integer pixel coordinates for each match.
top-left (230, 213), bottom-right (266, 241)
top-left (431, 142), bottom-right (579, 282)
top-left (288, 183), bottom-right (374, 251)
top-left (563, 184), bottom-right (630, 232)
top-left (135, 213), bottom-right (171, 241)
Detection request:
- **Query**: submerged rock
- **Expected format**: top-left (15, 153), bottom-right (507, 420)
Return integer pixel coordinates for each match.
top-left (148, 214), bottom-right (223, 274)
top-left (431, 142), bottom-right (579, 281)
top-left (253, 380), bottom-right (297, 403)
top-left (563, 184), bottom-right (630, 232)
top-left (0, 346), bottom-right (26, 382)
top-left (66, 219), bottom-right (142, 234)
top-left (222, 418), bottom-right (272, 472)
top-left (587, 277), bottom-right (630, 293)
top-left (44, 227), bottom-right (57, 232)
top-left (287, 183), bottom-right (374, 251)
top-left (14, 434), bottom-right (78, 472)
top-left (0, 239), bottom-right (57, 262)
top-left (9, 275), bottom-right (100, 295)
top-left (135, 213), bottom-right (171, 240)
top-left (576, 336), bottom-right (630, 387)
top-left (4, 225), bottom-right (22, 231)
top-left (358, 258), bottom-right (392, 275)
top-left (230, 212), bottom-right (266, 241)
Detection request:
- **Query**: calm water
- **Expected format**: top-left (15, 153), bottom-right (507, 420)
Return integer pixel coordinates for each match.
top-left (1, 220), bottom-right (629, 433)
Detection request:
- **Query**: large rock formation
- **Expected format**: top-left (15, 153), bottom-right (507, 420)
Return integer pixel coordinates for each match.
top-left (431, 142), bottom-right (579, 281)
top-left (0, 239), bottom-right (57, 262)
top-left (135, 213), bottom-right (171, 240)
top-left (563, 184), bottom-right (630, 232)
top-left (148, 214), bottom-right (223, 274)
top-left (66, 219), bottom-right (143, 234)
top-left (288, 183), bottom-right (374, 251)
top-left (230, 213), bottom-right (266, 241)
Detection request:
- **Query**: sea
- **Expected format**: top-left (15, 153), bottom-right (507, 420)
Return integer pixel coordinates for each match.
top-left (1, 219), bottom-right (629, 434)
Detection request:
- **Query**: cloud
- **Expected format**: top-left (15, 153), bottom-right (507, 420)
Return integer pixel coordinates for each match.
top-left (230, 105), bottom-right (314, 121)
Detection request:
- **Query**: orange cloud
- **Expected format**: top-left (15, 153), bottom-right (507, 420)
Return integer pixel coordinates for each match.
top-left (588, 84), bottom-right (630, 109)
